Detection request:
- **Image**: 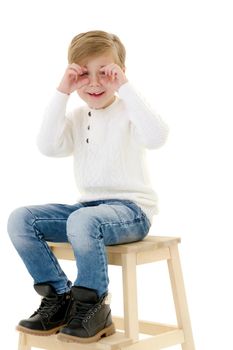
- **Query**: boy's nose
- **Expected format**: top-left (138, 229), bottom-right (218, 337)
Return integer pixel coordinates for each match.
top-left (89, 73), bottom-right (100, 86)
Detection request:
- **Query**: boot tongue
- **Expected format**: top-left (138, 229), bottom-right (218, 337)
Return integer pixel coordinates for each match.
top-left (34, 284), bottom-right (58, 298)
top-left (72, 286), bottom-right (98, 303)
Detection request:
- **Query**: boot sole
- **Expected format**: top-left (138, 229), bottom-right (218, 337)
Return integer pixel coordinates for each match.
top-left (57, 323), bottom-right (116, 343)
top-left (16, 324), bottom-right (65, 336)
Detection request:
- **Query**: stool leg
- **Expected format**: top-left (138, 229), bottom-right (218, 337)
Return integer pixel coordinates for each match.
top-left (167, 244), bottom-right (195, 350)
top-left (18, 333), bottom-right (31, 350)
top-left (121, 252), bottom-right (139, 341)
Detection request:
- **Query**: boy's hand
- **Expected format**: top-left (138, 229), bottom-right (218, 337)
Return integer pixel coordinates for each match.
top-left (57, 64), bottom-right (89, 95)
top-left (99, 63), bottom-right (128, 90)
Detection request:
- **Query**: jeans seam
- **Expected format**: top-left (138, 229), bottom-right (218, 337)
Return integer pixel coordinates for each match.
top-left (98, 216), bottom-right (145, 229)
top-left (25, 205), bottom-right (69, 224)
top-left (96, 238), bottom-right (108, 293)
top-left (24, 208), bottom-right (69, 283)
top-left (25, 207), bottom-right (37, 226)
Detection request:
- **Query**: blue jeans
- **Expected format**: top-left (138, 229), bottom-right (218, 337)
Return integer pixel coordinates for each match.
top-left (7, 199), bottom-right (151, 296)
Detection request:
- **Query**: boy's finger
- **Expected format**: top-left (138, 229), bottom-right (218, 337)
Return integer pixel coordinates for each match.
top-left (81, 66), bottom-right (88, 73)
top-left (69, 63), bottom-right (84, 72)
top-left (99, 67), bottom-right (107, 74)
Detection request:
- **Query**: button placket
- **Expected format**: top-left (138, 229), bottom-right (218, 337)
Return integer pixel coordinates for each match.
top-left (86, 111), bottom-right (92, 144)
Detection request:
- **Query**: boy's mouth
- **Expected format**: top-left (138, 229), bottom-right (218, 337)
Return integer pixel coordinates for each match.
top-left (88, 92), bottom-right (105, 97)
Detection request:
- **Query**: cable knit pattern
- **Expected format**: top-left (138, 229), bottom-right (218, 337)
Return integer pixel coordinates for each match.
top-left (37, 82), bottom-right (169, 223)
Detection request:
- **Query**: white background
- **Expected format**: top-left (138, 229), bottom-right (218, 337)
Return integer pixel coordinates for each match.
top-left (0, 0), bottom-right (233, 349)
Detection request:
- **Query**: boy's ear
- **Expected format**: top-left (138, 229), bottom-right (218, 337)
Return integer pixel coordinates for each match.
top-left (122, 66), bottom-right (126, 73)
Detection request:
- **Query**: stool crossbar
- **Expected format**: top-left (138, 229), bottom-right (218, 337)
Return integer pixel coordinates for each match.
top-left (18, 236), bottom-right (195, 350)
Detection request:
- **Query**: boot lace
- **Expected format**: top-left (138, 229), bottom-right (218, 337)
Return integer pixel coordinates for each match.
top-left (69, 300), bottom-right (101, 324)
top-left (35, 297), bottom-right (62, 320)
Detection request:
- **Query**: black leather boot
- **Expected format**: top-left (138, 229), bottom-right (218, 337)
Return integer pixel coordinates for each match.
top-left (17, 284), bottom-right (72, 335)
top-left (58, 286), bottom-right (115, 343)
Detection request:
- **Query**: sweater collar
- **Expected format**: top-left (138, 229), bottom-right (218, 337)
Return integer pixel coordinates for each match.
top-left (86, 95), bottom-right (120, 116)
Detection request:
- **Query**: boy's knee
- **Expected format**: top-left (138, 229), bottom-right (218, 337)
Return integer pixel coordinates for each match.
top-left (7, 207), bottom-right (34, 239)
top-left (67, 207), bottom-right (100, 238)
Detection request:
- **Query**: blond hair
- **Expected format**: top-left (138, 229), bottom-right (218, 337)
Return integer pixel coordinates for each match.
top-left (68, 30), bottom-right (126, 68)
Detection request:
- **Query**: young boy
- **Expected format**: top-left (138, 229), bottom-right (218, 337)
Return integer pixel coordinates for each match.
top-left (7, 30), bottom-right (169, 343)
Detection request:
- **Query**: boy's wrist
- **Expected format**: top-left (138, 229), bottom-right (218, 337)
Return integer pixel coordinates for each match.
top-left (118, 80), bottom-right (129, 91)
top-left (56, 87), bottom-right (71, 95)
top-left (117, 79), bottom-right (128, 92)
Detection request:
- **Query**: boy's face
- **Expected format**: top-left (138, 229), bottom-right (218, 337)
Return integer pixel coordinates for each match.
top-left (76, 52), bottom-right (118, 109)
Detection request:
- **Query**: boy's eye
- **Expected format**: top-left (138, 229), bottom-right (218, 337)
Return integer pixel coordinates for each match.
top-left (80, 72), bottom-right (88, 76)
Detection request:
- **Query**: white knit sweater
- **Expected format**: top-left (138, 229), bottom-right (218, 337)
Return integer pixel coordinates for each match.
top-left (37, 82), bottom-right (169, 223)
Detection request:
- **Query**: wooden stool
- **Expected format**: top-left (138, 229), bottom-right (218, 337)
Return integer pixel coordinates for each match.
top-left (18, 236), bottom-right (195, 350)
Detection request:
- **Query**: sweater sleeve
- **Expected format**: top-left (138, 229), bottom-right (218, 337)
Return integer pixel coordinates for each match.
top-left (37, 90), bottom-right (74, 157)
top-left (118, 82), bottom-right (169, 149)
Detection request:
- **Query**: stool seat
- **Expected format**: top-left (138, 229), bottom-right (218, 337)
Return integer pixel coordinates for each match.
top-left (18, 235), bottom-right (195, 350)
top-left (50, 235), bottom-right (180, 252)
